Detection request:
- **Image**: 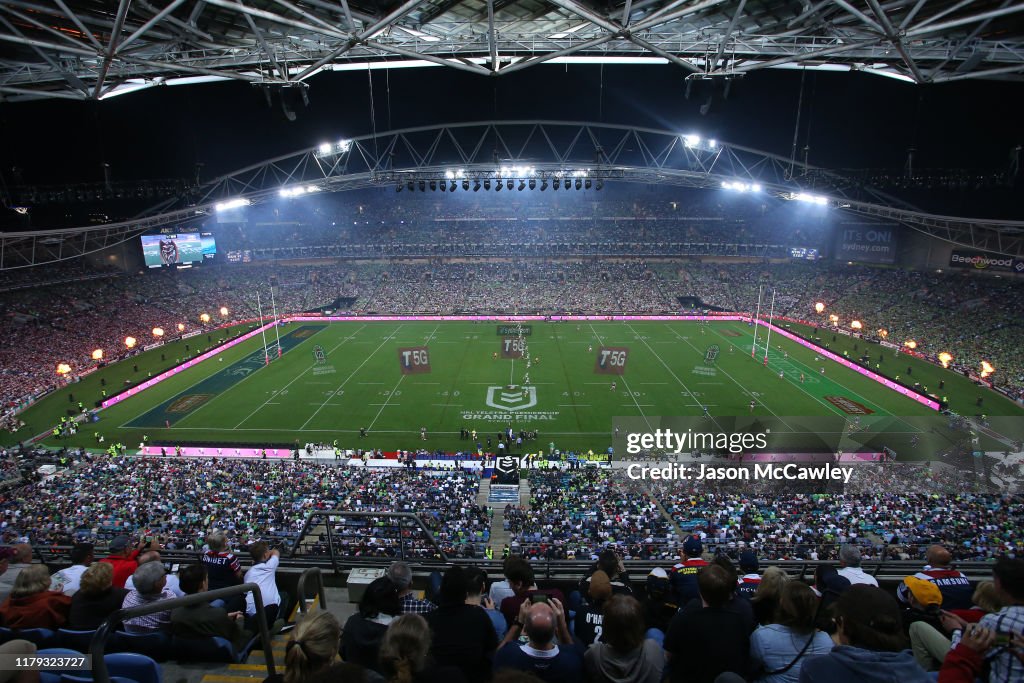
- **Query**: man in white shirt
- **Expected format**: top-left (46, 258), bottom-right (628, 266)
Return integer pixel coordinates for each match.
top-left (50, 542), bottom-right (94, 595)
top-left (837, 544), bottom-right (879, 587)
top-left (125, 551), bottom-right (185, 597)
top-left (244, 542), bottom-right (282, 626)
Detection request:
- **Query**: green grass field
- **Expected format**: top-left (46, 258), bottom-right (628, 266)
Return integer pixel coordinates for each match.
top-left (18, 319), bottom-right (1020, 454)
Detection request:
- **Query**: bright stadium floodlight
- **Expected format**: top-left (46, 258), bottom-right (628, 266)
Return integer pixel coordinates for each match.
top-left (683, 134), bottom-right (701, 147)
top-left (318, 142), bottom-right (332, 156)
top-left (445, 170), bottom-right (455, 180)
top-left (722, 180), bottom-right (760, 192)
top-left (337, 139), bottom-right (352, 153)
top-left (708, 139), bottom-right (717, 148)
top-left (790, 192), bottom-right (829, 205)
top-left (215, 197), bottom-right (250, 212)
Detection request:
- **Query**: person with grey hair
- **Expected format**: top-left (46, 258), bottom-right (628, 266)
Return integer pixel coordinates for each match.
top-left (389, 561), bottom-right (435, 614)
top-left (837, 545), bottom-right (879, 587)
top-left (121, 560), bottom-right (176, 633)
top-left (125, 551), bottom-right (184, 597)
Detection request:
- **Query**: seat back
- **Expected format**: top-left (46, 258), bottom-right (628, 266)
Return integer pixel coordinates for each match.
top-left (109, 630), bottom-right (170, 661)
top-left (57, 629), bottom-right (97, 653)
top-left (170, 635), bottom-right (237, 663)
top-left (105, 652), bottom-right (163, 683)
top-left (36, 648), bottom-right (87, 676)
top-left (11, 627), bottom-right (57, 648)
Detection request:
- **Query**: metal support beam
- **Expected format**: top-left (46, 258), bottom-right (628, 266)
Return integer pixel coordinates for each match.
top-left (712, 0), bottom-right (747, 70)
top-left (907, 3), bottom-right (1024, 38)
top-left (92, 0), bottom-right (132, 99)
top-left (116, 0), bottom-right (190, 54)
top-left (53, 0), bottom-right (104, 50)
top-left (865, 0), bottom-right (925, 83)
top-left (488, 0), bottom-right (498, 72)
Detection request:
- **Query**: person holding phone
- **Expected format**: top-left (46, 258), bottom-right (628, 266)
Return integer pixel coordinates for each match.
top-left (494, 596), bottom-right (581, 683)
top-left (498, 557), bottom-right (565, 627)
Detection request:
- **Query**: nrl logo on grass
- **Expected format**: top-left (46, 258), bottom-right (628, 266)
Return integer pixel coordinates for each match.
top-left (313, 345), bottom-right (327, 364)
top-left (495, 455), bottom-right (521, 474)
top-left (704, 344), bottom-right (720, 365)
top-left (486, 385), bottom-right (537, 411)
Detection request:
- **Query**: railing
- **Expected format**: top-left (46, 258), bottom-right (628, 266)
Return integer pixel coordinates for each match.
top-left (292, 510), bottom-right (451, 570)
top-left (295, 567), bottom-right (328, 616)
top-left (90, 583), bottom-right (276, 683)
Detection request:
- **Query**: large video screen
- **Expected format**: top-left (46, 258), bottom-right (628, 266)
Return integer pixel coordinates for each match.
top-left (142, 233), bottom-right (215, 267)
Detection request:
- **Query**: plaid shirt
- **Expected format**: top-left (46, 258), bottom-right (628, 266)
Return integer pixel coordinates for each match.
top-left (400, 593), bottom-right (435, 614)
top-left (980, 605), bottom-right (1024, 683)
top-left (122, 587), bottom-right (177, 633)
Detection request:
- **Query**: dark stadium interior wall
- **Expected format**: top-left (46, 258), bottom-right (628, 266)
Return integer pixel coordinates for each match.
top-left (898, 230), bottom-right (952, 270)
top-left (85, 240), bottom-right (143, 273)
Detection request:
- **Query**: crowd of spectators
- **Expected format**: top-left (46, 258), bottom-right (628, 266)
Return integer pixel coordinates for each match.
top-left (652, 462), bottom-right (1024, 562)
top-left (0, 457), bottom-right (485, 558)
top-left (505, 470), bottom-right (675, 560)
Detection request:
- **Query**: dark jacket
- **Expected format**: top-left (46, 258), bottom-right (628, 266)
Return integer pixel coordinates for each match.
top-left (69, 587), bottom-right (130, 630)
top-left (170, 601), bottom-right (251, 651)
top-left (798, 645), bottom-right (931, 683)
top-left (341, 613), bottom-right (391, 672)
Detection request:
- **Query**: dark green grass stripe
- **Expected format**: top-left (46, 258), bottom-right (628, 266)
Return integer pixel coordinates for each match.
top-left (126, 325), bottom-right (326, 427)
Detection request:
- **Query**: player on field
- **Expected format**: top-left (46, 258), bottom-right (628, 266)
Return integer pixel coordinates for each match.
top-left (610, 381), bottom-right (617, 392)
top-left (493, 352), bottom-right (498, 360)
top-left (749, 400), bottom-right (755, 413)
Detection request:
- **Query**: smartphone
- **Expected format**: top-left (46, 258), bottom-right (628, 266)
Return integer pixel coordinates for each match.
top-left (530, 594), bottom-right (549, 604)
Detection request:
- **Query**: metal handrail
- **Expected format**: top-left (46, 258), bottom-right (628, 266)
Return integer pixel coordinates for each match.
top-left (292, 510), bottom-right (451, 566)
top-left (90, 582), bottom-right (276, 683)
top-left (295, 567), bottom-right (328, 616)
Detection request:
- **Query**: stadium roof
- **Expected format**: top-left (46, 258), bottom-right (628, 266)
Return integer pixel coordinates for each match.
top-left (1, 0), bottom-right (1023, 102)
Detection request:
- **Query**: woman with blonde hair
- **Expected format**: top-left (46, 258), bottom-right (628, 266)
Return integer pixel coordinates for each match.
top-left (750, 566), bottom-right (788, 625)
top-left (0, 564), bottom-right (72, 628)
top-left (68, 562), bottom-right (130, 630)
top-left (380, 614), bottom-right (466, 683)
top-left (266, 610), bottom-right (342, 683)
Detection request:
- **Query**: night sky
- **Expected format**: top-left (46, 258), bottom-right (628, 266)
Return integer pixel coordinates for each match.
top-left (1, 65), bottom-right (1022, 209)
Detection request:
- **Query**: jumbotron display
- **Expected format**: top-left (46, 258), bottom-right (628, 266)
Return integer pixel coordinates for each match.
top-left (141, 232), bottom-right (216, 267)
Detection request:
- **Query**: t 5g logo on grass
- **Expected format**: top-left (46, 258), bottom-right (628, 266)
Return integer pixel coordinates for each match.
top-left (486, 385), bottom-right (537, 411)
